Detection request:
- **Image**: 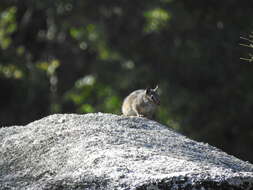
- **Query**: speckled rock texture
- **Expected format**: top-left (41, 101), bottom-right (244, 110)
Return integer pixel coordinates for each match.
top-left (0, 113), bottom-right (253, 190)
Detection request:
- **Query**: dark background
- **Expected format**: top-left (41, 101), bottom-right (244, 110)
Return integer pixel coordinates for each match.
top-left (1, 0), bottom-right (253, 163)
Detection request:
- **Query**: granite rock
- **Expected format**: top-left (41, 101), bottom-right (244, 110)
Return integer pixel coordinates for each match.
top-left (0, 113), bottom-right (253, 190)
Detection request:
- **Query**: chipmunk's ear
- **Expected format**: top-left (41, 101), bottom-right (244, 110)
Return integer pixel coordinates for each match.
top-left (153, 85), bottom-right (158, 92)
top-left (145, 88), bottom-right (151, 94)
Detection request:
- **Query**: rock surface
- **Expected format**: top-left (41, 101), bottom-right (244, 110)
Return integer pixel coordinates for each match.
top-left (0, 113), bottom-right (253, 190)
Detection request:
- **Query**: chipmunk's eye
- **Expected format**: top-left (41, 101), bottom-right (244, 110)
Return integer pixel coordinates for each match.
top-left (150, 94), bottom-right (160, 105)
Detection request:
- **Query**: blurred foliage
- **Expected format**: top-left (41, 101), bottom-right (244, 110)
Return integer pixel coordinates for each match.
top-left (144, 8), bottom-right (172, 33)
top-left (0, 0), bottom-right (253, 163)
top-left (0, 6), bottom-right (17, 49)
top-left (65, 75), bottom-right (121, 114)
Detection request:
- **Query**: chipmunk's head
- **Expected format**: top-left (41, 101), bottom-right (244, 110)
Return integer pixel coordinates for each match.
top-left (145, 85), bottom-right (160, 105)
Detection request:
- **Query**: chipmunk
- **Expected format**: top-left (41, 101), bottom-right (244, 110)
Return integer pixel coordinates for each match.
top-left (122, 86), bottom-right (160, 119)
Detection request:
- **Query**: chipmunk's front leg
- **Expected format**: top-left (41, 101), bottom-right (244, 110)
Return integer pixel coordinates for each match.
top-left (133, 105), bottom-right (144, 117)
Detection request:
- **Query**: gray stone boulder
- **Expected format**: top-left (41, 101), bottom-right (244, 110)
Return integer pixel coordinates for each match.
top-left (0, 113), bottom-right (253, 190)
